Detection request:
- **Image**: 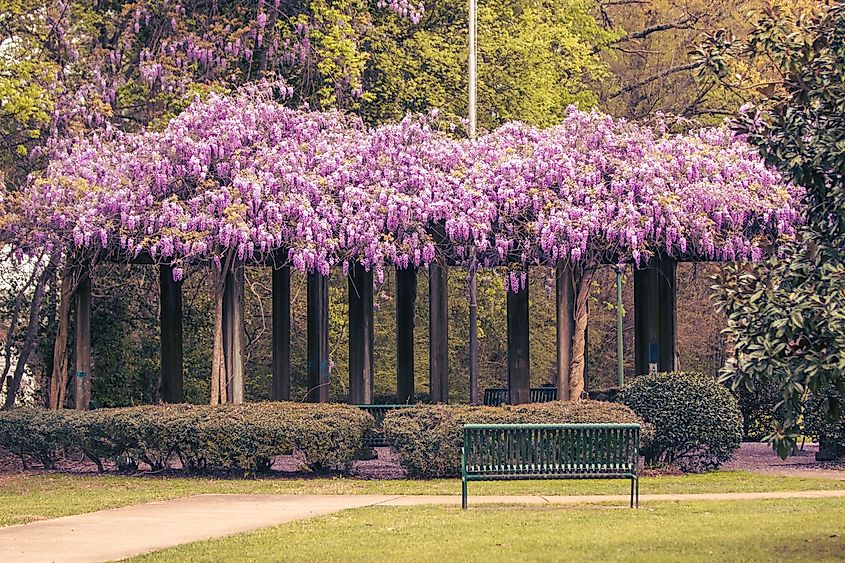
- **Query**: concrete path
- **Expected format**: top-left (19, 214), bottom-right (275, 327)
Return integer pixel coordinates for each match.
top-left (0, 494), bottom-right (395, 563)
top-left (3, 490), bottom-right (845, 562)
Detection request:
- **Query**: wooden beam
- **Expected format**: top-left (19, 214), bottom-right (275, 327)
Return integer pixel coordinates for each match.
top-left (429, 260), bottom-right (449, 404)
top-left (222, 265), bottom-right (245, 403)
top-left (507, 277), bottom-right (530, 405)
top-left (271, 264), bottom-right (291, 401)
top-left (307, 272), bottom-right (330, 402)
top-left (159, 265), bottom-right (184, 403)
top-left (73, 265), bottom-right (92, 410)
top-left (348, 264), bottom-right (374, 404)
top-left (396, 267), bottom-right (417, 404)
top-left (555, 262), bottom-right (575, 401)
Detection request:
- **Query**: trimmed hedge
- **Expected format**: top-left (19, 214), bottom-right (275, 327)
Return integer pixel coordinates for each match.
top-left (0, 403), bottom-right (373, 475)
top-left (383, 401), bottom-right (651, 478)
top-left (620, 372), bottom-right (743, 472)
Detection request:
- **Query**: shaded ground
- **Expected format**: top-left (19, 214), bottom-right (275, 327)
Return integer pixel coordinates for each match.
top-left (0, 446), bottom-right (407, 478)
top-left (723, 442), bottom-right (845, 479)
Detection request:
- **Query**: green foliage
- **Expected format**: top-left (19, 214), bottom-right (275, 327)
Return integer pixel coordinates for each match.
top-left (362, 0), bottom-right (616, 129)
top-left (731, 378), bottom-right (783, 441)
top-left (620, 372), bottom-right (742, 472)
top-left (0, 407), bottom-right (81, 469)
top-left (709, 4), bottom-right (845, 457)
top-left (803, 389), bottom-right (845, 459)
top-left (0, 403), bottom-right (372, 475)
top-left (383, 401), bottom-right (649, 477)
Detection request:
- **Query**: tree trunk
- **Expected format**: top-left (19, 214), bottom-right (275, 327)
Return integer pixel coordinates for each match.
top-left (223, 265), bottom-right (245, 403)
top-left (209, 252), bottom-right (234, 405)
top-left (568, 267), bottom-right (594, 400)
top-left (3, 251), bottom-right (58, 409)
top-left (48, 267), bottom-right (74, 409)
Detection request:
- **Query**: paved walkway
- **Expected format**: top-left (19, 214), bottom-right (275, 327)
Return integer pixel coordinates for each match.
top-left (3, 490), bottom-right (845, 562)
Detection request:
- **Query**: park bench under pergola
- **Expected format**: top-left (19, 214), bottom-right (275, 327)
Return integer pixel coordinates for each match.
top-left (6, 89), bottom-right (801, 410)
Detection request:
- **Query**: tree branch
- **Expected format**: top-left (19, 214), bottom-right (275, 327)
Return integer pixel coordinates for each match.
top-left (608, 61), bottom-right (701, 99)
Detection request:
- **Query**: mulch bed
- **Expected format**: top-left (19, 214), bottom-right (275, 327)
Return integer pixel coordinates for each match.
top-left (0, 446), bottom-right (407, 479)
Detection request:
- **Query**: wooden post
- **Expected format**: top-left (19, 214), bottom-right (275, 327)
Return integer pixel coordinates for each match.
top-left (307, 272), bottom-right (330, 402)
top-left (222, 265), bottom-right (245, 403)
top-left (555, 261), bottom-right (574, 401)
top-left (507, 276), bottom-right (530, 405)
top-left (429, 259), bottom-right (449, 404)
top-left (657, 257), bottom-right (678, 372)
top-left (73, 265), bottom-right (92, 410)
top-left (348, 263), bottom-right (374, 404)
top-left (634, 258), bottom-right (677, 375)
top-left (396, 267), bottom-right (417, 404)
top-left (272, 264), bottom-right (291, 401)
top-left (159, 265), bottom-right (184, 403)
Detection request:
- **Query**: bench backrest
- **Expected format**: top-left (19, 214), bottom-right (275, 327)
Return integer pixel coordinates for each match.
top-left (463, 423), bottom-right (640, 476)
top-left (482, 387), bottom-right (558, 406)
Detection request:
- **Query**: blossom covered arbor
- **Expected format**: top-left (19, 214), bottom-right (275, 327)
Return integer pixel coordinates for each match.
top-left (3, 85), bottom-right (803, 408)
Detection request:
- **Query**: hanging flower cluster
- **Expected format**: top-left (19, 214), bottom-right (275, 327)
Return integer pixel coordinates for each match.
top-left (6, 86), bottom-right (803, 285)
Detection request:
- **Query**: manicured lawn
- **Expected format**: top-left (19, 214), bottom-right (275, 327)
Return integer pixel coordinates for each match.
top-left (2, 471), bottom-right (845, 527)
top-left (131, 498), bottom-right (845, 562)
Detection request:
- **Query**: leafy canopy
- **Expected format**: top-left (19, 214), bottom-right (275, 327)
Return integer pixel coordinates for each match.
top-left (711, 3), bottom-right (845, 458)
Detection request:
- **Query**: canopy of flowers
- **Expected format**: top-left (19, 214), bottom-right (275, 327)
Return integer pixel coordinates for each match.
top-left (4, 85), bottom-right (804, 285)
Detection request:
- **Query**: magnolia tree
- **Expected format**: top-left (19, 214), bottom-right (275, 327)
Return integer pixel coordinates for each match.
top-left (1, 83), bottom-right (802, 406)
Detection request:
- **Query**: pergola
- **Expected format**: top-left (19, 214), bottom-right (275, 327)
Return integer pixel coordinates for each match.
top-left (8, 88), bottom-right (802, 409)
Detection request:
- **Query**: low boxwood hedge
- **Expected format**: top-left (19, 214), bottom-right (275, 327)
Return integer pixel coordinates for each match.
top-left (620, 372), bottom-right (743, 472)
top-left (0, 402), bottom-right (373, 475)
top-left (383, 401), bottom-right (652, 478)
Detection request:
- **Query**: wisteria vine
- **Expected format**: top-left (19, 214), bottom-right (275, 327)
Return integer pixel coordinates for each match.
top-left (4, 84), bottom-right (803, 287)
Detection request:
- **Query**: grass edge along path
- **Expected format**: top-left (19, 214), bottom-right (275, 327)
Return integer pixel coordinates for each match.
top-left (2, 470), bottom-right (845, 527)
top-left (129, 497), bottom-right (845, 563)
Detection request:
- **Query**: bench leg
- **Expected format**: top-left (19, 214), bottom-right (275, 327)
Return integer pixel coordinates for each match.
top-left (636, 477), bottom-right (639, 508)
top-left (630, 478), bottom-right (634, 509)
top-left (462, 478), bottom-right (468, 510)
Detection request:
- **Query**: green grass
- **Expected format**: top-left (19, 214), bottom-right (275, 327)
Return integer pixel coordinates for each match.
top-left (2, 470), bottom-right (845, 527)
top-left (130, 498), bottom-right (845, 562)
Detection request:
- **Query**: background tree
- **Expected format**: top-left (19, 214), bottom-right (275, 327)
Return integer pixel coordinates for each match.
top-left (710, 3), bottom-right (845, 457)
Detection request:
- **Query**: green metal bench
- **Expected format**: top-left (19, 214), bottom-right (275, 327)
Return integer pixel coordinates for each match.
top-left (461, 423), bottom-right (640, 509)
top-left (482, 387), bottom-right (558, 406)
top-left (355, 404), bottom-right (415, 447)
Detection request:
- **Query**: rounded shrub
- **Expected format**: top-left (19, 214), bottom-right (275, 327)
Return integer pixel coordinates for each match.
top-left (383, 401), bottom-right (651, 478)
top-left (0, 408), bottom-right (81, 469)
top-left (620, 371), bottom-right (742, 472)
